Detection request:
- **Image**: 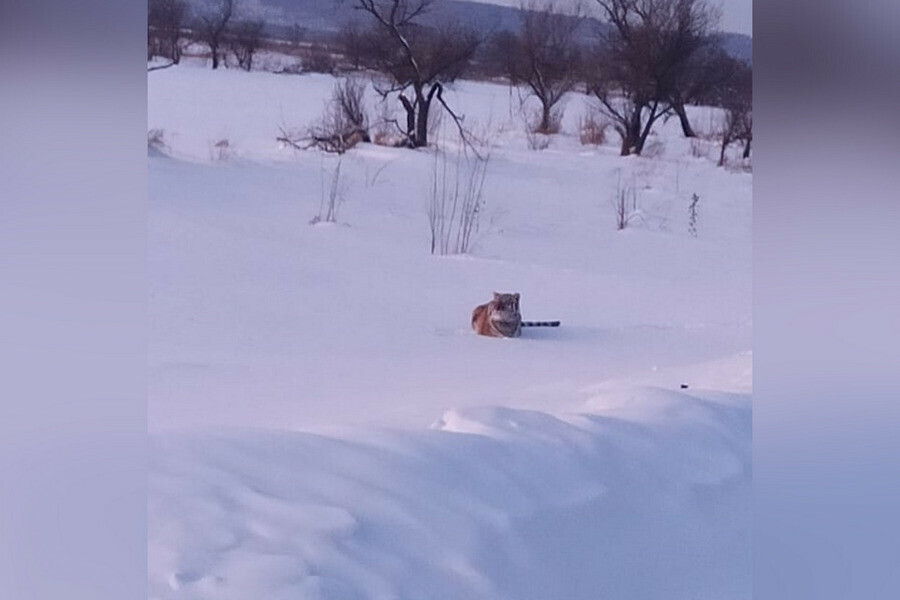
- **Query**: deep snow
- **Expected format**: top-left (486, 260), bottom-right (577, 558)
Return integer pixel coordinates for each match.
top-left (148, 62), bottom-right (751, 599)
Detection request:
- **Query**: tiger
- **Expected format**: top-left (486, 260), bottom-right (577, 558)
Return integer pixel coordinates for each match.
top-left (471, 292), bottom-right (560, 338)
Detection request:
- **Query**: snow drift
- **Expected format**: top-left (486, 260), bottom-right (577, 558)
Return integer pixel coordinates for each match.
top-left (148, 62), bottom-right (752, 599)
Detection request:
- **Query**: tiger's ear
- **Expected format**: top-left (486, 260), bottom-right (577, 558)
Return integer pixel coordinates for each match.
top-left (493, 291), bottom-right (500, 300)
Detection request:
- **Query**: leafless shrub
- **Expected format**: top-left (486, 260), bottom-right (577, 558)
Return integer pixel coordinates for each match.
top-left (523, 108), bottom-right (553, 150)
top-left (304, 47), bottom-right (337, 74)
top-left (336, 78), bottom-right (369, 131)
top-left (579, 112), bottom-right (609, 145)
top-left (688, 193), bottom-right (700, 237)
top-left (611, 172), bottom-right (639, 230)
top-left (313, 78), bottom-right (370, 153)
top-left (280, 78), bottom-right (371, 154)
top-left (209, 138), bottom-right (232, 161)
top-left (228, 20), bottom-right (265, 71)
top-left (689, 137), bottom-right (708, 158)
top-left (525, 126), bottom-right (552, 150)
top-left (311, 158), bottom-right (345, 225)
top-left (527, 103), bottom-right (562, 135)
top-left (642, 138), bottom-right (666, 159)
top-left (428, 147), bottom-right (491, 255)
top-left (148, 128), bottom-right (166, 151)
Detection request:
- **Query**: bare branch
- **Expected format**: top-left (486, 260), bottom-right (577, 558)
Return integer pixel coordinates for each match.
top-left (147, 60), bottom-right (177, 72)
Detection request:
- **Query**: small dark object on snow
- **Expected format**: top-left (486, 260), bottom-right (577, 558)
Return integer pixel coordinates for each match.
top-left (680, 383), bottom-right (689, 389)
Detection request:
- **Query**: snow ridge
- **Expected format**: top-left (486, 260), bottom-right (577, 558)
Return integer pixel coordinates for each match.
top-left (150, 387), bottom-right (750, 600)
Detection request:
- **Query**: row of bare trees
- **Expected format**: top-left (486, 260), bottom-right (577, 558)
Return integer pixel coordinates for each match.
top-left (148, 0), bottom-right (189, 64)
top-left (150, 0), bottom-right (752, 158)
top-left (148, 0), bottom-right (265, 71)
top-left (338, 0), bottom-right (750, 156)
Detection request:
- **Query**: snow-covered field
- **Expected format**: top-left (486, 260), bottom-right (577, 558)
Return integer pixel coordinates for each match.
top-left (148, 63), bottom-right (751, 599)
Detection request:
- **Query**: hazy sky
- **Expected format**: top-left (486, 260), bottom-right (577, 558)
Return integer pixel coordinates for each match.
top-left (476, 0), bottom-right (753, 36)
top-left (716, 0), bottom-right (752, 35)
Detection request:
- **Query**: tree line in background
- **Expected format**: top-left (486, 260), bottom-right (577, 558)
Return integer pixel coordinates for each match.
top-left (148, 0), bottom-right (265, 71)
top-left (149, 0), bottom-right (752, 160)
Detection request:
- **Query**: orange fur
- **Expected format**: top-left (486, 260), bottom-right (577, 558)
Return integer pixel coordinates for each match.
top-left (471, 302), bottom-right (503, 337)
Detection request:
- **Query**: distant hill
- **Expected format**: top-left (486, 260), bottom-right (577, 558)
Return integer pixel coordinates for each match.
top-left (716, 32), bottom-right (753, 64)
top-left (187, 0), bottom-right (751, 63)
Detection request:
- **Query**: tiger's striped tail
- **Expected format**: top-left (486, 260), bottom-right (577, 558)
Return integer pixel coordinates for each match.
top-left (521, 320), bottom-right (560, 327)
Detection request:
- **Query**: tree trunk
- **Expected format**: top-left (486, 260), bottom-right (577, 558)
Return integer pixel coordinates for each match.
top-left (211, 42), bottom-right (220, 69)
top-left (415, 95), bottom-right (431, 147)
top-left (398, 94), bottom-right (416, 147)
top-left (718, 136), bottom-right (728, 166)
top-left (635, 124), bottom-right (651, 155)
top-left (742, 137), bottom-right (751, 159)
top-left (621, 108), bottom-right (643, 156)
top-left (633, 105), bottom-right (656, 156)
top-left (673, 101), bottom-right (695, 138)
top-left (413, 84), bottom-right (440, 148)
top-left (539, 101), bottom-right (552, 134)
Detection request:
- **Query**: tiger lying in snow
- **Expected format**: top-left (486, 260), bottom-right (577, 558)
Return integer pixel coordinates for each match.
top-left (471, 292), bottom-right (560, 338)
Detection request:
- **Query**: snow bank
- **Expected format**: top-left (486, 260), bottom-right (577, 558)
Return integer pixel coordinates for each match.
top-left (150, 386), bottom-right (750, 600)
top-left (148, 62), bottom-right (751, 599)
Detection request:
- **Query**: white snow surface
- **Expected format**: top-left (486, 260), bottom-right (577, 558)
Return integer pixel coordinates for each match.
top-left (148, 64), bottom-right (751, 599)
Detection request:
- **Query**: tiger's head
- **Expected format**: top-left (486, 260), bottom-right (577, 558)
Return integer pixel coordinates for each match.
top-left (491, 292), bottom-right (521, 323)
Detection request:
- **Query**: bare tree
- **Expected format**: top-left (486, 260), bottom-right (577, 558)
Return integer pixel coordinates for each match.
top-left (352, 0), bottom-right (482, 148)
top-left (229, 20), bottom-right (265, 71)
top-left (198, 0), bottom-right (234, 70)
top-left (338, 20), bottom-right (368, 70)
top-left (734, 63), bottom-right (753, 159)
top-left (579, 110), bottom-right (610, 145)
top-left (148, 0), bottom-right (188, 63)
top-left (288, 23), bottom-right (307, 48)
top-left (740, 110), bottom-right (752, 159)
top-left (481, 30), bottom-right (519, 79)
top-left (718, 106), bottom-right (744, 166)
top-left (718, 62), bottom-right (752, 165)
top-left (586, 0), bottom-right (720, 155)
top-left (504, 1), bottom-right (584, 134)
top-left (667, 44), bottom-right (739, 137)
